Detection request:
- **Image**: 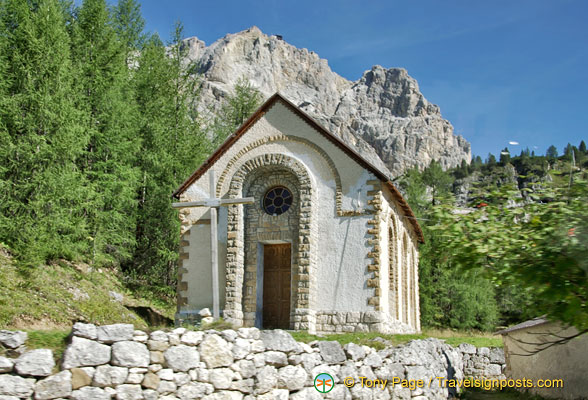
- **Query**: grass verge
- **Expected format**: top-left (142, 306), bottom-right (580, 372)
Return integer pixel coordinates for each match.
top-left (290, 328), bottom-right (502, 350)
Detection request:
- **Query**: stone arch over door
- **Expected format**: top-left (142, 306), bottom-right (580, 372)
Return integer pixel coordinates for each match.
top-left (223, 154), bottom-right (315, 330)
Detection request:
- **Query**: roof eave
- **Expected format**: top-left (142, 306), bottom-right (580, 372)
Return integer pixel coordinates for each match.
top-left (171, 92), bottom-right (424, 243)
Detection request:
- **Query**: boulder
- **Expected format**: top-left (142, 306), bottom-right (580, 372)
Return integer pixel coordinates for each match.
top-left (199, 308), bottom-right (212, 318)
top-left (96, 324), bottom-right (134, 343)
top-left (72, 322), bottom-right (97, 340)
top-left (254, 365), bottom-right (278, 395)
top-left (125, 373), bottom-right (144, 384)
top-left (141, 372), bottom-right (160, 390)
top-left (0, 375), bottom-right (36, 397)
top-left (199, 335), bottom-right (233, 368)
top-left (157, 379), bottom-right (176, 394)
top-left (489, 348), bottom-right (505, 364)
top-left (232, 360), bottom-right (255, 379)
top-left (34, 370), bottom-right (72, 400)
top-left (71, 367), bottom-right (92, 389)
top-left (0, 330), bottom-right (27, 349)
top-left (277, 365), bottom-right (307, 391)
top-left (143, 389), bottom-right (158, 400)
top-left (363, 352), bottom-right (383, 368)
top-left (209, 368), bottom-right (235, 389)
top-left (260, 330), bottom-right (301, 353)
top-left (62, 336), bottom-right (111, 369)
top-left (0, 356), bottom-right (14, 373)
top-left (115, 384), bottom-right (143, 400)
top-left (111, 341), bottom-right (150, 368)
top-left (229, 379), bottom-right (254, 394)
top-left (458, 343), bottom-right (477, 355)
top-left (221, 330), bottom-right (238, 343)
top-left (174, 372), bottom-right (190, 386)
top-left (92, 365), bottom-right (129, 387)
top-left (344, 342), bottom-right (367, 362)
top-left (317, 341), bottom-right (346, 364)
top-left (164, 344), bottom-right (200, 372)
top-left (149, 331), bottom-right (169, 342)
top-left (70, 386), bottom-right (110, 400)
top-left (180, 331), bottom-right (204, 346)
top-left (176, 382), bottom-right (214, 399)
top-left (263, 351), bottom-right (288, 367)
top-left (157, 368), bottom-right (174, 381)
top-left (15, 349), bottom-right (55, 377)
top-left (231, 338), bottom-right (250, 359)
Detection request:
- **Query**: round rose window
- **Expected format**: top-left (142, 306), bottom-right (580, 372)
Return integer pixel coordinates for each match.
top-left (263, 186), bottom-right (293, 215)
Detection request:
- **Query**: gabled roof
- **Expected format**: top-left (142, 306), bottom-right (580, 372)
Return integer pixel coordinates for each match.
top-left (495, 317), bottom-right (550, 335)
top-left (173, 93), bottom-right (424, 242)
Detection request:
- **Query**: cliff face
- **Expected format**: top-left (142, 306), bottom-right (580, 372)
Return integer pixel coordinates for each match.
top-left (184, 27), bottom-right (471, 177)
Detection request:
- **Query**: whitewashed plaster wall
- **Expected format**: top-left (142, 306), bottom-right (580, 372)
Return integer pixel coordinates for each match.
top-left (503, 323), bottom-right (588, 400)
top-left (380, 186), bottom-right (420, 329)
top-left (179, 101), bottom-right (390, 316)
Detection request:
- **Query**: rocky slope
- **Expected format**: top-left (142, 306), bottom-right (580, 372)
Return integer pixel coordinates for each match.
top-left (183, 27), bottom-right (471, 177)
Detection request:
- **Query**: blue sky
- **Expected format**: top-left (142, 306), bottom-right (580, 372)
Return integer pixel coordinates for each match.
top-left (137, 0), bottom-right (587, 160)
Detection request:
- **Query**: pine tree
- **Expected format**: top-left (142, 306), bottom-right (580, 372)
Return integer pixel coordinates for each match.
top-left (471, 155), bottom-right (483, 171)
top-left (131, 27), bottom-right (210, 292)
top-left (422, 160), bottom-right (453, 205)
top-left (499, 147), bottom-right (510, 166)
top-left (546, 145), bottom-right (558, 159)
top-left (398, 167), bottom-right (498, 330)
top-left (0, 0), bottom-right (90, 263)
top-left (211, 77), bottom-right (263, 147)
top-left (486, 153), bottom-right (497, 167)
top-left (579, 140), bottom-right (587, 154)
top-left (112, 0), bottom-right (145, 54)
top-left (71, 0), bottom-right (140, 265)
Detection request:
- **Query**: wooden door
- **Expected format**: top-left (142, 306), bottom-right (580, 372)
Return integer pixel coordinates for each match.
top-left (263, 243), bottom-right (291, 329)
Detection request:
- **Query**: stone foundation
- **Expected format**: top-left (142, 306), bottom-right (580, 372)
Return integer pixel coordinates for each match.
top-left (314, 311), bottom-right (416, 334)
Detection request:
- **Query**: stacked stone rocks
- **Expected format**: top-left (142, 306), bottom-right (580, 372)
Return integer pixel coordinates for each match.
top-left (457, 344), bottom-right (505, 380)
top-left (0, 324), bottom-right (505, 399)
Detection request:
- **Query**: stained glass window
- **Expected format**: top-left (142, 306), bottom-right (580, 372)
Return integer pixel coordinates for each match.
top-left (263, 186), bottom-right (293, 215)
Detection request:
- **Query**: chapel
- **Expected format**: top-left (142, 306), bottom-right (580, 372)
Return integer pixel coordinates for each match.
top-left (172, 93), bottom-right (423, 334)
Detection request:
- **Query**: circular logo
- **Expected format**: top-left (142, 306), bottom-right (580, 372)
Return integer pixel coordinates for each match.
top-left (314, 372), bottom-right (334, 393)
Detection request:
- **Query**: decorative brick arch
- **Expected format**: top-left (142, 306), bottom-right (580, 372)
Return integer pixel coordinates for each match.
top-left (222, 154), bottom-right (316, 329)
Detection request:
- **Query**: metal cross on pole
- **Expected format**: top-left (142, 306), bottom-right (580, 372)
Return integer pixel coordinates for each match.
top-left (172, 169), bottom-right (254, 320)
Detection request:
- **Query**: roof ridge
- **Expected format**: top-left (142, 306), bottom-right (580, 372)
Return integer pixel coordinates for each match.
top-left (172, 93), bottom-right (424, 242)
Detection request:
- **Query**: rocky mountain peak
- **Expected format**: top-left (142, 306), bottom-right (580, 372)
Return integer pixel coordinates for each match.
top-left (184, 27), bottom-right (471, 177)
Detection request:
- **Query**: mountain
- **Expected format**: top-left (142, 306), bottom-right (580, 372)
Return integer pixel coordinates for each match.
top-left (182, 26), bottom-right (471, 178)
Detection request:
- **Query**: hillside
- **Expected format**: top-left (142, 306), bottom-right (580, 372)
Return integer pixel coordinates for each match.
top-left (0, 245), bottom-right (174, 330)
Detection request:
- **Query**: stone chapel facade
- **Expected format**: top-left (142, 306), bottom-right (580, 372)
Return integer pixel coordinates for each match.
top-left (173, 93), bottom-right (423, 334)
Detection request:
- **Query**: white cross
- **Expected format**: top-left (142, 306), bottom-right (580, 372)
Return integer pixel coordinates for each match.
top-left (172, 169), bottom-right (254, 320)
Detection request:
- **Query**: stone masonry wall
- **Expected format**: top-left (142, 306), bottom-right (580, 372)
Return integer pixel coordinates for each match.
top-left (0, 324), bottom-right (505, 400)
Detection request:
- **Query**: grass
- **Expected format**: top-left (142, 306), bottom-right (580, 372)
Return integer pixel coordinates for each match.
top-left (290, 328), bottom-right (502, 350)
top-left (25, 330), bottom-right (70, 360)
top-left (0, 244), bottom-right (174, 330)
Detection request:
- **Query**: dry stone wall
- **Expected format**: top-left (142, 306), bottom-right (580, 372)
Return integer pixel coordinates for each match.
top-left (0, 325), bottom-right (504, 399)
